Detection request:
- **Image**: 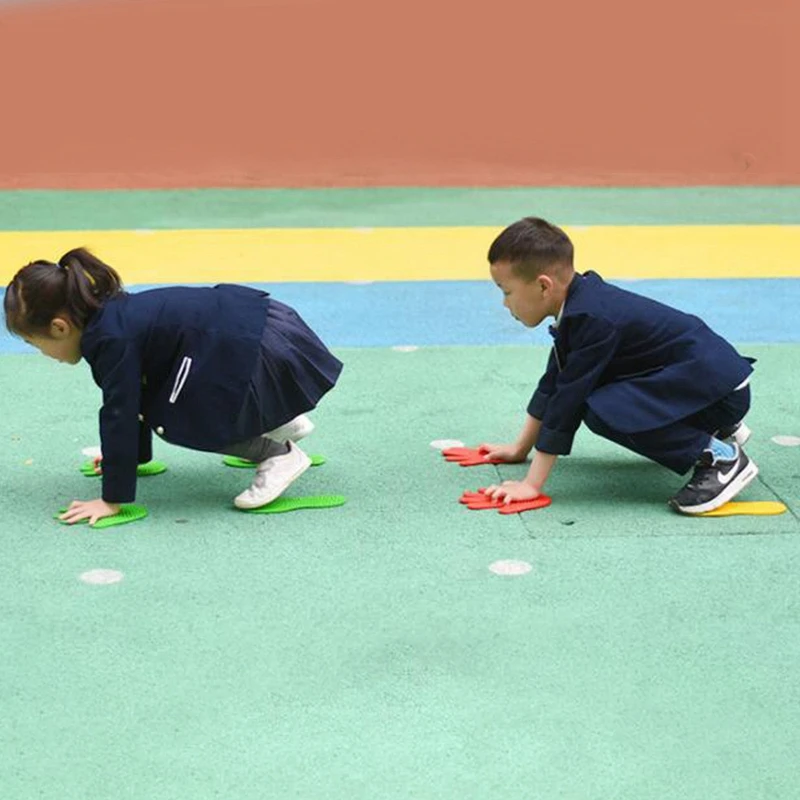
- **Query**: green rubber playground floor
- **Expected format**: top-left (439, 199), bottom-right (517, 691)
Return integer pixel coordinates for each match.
top-left (2, 344), bottom-right (800, 799)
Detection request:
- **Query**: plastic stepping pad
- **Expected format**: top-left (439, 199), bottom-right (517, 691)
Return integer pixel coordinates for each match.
top-left (81, 460), bottom-right (167, 477)
top-left (496, 496), bottom-right (553, 514)
top-left (223, 454), bottom-right (326, 468)
top-left (698, 501), bottom-right (787, 517)
top-left (56, 503), bottom-right (149, 528)
top-left (442, 446), bottom-right (506, 466)
top-left (459, 488), bottom-right (552, 514)
top-left (240, 495), bottom-right (347, 514)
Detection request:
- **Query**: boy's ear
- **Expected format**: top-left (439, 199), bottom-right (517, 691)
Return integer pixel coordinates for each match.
top-left (537, 274), bottom-right (555, 294)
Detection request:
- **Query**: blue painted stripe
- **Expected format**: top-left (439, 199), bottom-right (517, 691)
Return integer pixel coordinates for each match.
top-left (1, 278), bottom-right (798, 354)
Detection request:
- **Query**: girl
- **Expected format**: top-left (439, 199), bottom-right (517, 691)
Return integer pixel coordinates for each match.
top-left (4, 248), bottom-right (343, 524)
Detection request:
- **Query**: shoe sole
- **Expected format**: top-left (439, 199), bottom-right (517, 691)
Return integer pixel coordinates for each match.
top-left (669, 460), bottom-right (759, 515)
top-left (233, 453), bottom-right (312, 510)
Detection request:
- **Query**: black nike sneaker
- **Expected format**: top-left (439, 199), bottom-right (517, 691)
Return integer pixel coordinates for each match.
top-left (669, 444), bottom-right (759, 515)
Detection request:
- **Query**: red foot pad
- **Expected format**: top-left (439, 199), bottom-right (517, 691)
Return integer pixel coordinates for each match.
top-left (459, 488), bottom-right (552, 515)
top-left (442, 446), bottom-right (506, 466)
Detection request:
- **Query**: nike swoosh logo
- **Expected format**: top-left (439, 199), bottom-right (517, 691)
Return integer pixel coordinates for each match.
top-left (717, 463), bottom-right (739, 484)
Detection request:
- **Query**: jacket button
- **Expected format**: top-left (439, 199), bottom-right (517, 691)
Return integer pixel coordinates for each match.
top-left (138, 414), bottom-right (144, 422)
top-left (156, 426), bottom-right (165, 435)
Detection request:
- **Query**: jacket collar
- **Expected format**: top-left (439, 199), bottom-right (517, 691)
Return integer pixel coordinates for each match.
top-left (551, 271), bottom-right (583, 330)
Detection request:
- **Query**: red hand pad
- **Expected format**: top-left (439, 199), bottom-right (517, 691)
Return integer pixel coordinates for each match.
top-left (442, 447), bottom-right (506, 466)
top-left (459, 488), bottom-right (552, 514)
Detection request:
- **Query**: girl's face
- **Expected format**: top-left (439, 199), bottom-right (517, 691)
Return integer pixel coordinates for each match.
top-left (23, 317), bottom-right (83, 364)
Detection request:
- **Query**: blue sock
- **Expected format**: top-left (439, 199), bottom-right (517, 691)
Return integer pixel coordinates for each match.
top-left (706, 436), bottom-right (736, 462)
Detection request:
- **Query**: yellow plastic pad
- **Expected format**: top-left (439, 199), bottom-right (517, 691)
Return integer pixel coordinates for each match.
top-left (699, 501), bottom-right (788, 517)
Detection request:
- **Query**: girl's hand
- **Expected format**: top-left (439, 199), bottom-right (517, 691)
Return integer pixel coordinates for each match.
top-left (59, 499), bottom-right (121, 526)
top-left (483, 480), bottom-right (540, 504)
top-left (92, 456), bottom-right (103, 475)
top-left (477, 443), bottom-right (528, 463)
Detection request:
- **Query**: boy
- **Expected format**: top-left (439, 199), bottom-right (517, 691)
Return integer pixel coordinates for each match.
top-left (479, 217), bottom-right (757, 515)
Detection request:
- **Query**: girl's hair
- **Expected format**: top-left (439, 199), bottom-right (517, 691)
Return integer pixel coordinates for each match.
top-left (4, 248), bottom-right (124, 336)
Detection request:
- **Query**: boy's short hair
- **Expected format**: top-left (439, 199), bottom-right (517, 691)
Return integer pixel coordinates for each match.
top-left (488, 217), bottom-right (574, 280)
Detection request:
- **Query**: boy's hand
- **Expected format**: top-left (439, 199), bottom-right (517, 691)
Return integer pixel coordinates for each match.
top-left (477, 443), bottom-right (529, 463)
top-left (483, 480), bottom-right (540, 504)
top-left (59, 499), bottom-right (121, 526)
top-left (442, 446), bottom-right (507, 466)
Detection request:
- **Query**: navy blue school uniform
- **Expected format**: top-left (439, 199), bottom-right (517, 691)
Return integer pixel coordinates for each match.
top-left (530, 271), bottom-right (753, 472)
top-left (80, 284), bottom-right (342, 503)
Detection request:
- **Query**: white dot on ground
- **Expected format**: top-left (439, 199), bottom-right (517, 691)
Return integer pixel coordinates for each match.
top-left (391, 345), bottom-right (419, 352)
top-left (771, 435), bottom-right (800, 447)
top-left (489, 560), bottom-right (532, 576)
top-left (80, 569), bottom-right (124, 585)
top-left (81, 445), bottom-right (102, 458)
top-left (430, 439), bottom-right (465, 450)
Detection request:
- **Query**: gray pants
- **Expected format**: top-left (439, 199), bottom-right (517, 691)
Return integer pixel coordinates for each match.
top-left (220, 435), bottom-right (290, 464)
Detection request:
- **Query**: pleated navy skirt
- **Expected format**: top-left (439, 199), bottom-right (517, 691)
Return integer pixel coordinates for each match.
top-left (232, 299), bottom-right (343, 439)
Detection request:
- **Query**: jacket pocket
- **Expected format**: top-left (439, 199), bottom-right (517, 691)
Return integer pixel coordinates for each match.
top-left (169, 356), bottom-right (193, 404)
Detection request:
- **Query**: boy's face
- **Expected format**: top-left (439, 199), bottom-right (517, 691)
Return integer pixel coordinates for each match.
top-left (490, 260), bottom-right (563, 328)
top-left (23, 317), bottom-right (83, 364)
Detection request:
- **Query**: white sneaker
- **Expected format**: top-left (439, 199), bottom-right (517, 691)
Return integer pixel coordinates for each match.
top-left (264, 414), bottom-right (315, 443)
top-left (233, 441), bottom-right (312, 509)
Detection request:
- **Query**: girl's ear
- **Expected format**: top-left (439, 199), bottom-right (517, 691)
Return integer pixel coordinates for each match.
top-left (49, 317), bottom-right (72, 339)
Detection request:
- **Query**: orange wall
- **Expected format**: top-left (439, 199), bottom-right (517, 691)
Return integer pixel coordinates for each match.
top-left (0, 0), bottom-right (796, 188)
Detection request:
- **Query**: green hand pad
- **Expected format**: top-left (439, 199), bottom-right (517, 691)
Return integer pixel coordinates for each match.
top-left (80, 460), bottom-right (168, 477)
top-left (240, 495), bottom-right (347, 514)
top-left (56, 504), bottom-right (149, 528)
top-left (223, 454), bottom-right (326, 468)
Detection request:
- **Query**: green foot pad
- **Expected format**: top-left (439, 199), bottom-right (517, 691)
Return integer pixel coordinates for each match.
top-left (240, 495), bottom-right (347, 514)
top-left (80, 460), bottom-right (167, 477)
top-left (56, 503), bottom-right (149, 528)
top-left (223, 454), bottom-right (326, 468)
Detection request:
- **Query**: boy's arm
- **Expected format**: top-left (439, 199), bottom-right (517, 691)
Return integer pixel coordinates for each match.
top-left (516, 413), bottom-right (541, 456)
top-left (485, 316), bottom-right (617, 504)
top-left (536, 314), bottom-right (620, 456)
top-left (484, 448), bottom-right (558, 503)
top-left (524, 450), bottom-right (558, 491)
top-left (527, 347), bottom-right (559, 421)
top-left (482, 347), bottom-right (555, 462)
top-left (480, 413), bottom-right (541, 461)
top-left (482, 415), bottom-right (557, 502)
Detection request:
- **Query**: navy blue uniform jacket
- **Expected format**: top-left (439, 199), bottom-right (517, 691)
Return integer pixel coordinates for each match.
top-left (529, 272), bottom-right (753, 455)
top-left (80, 284), bottom-right (342, 503)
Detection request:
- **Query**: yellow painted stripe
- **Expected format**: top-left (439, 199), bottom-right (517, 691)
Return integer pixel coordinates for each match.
top-left (2, 226), bottom-right (799, 284)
